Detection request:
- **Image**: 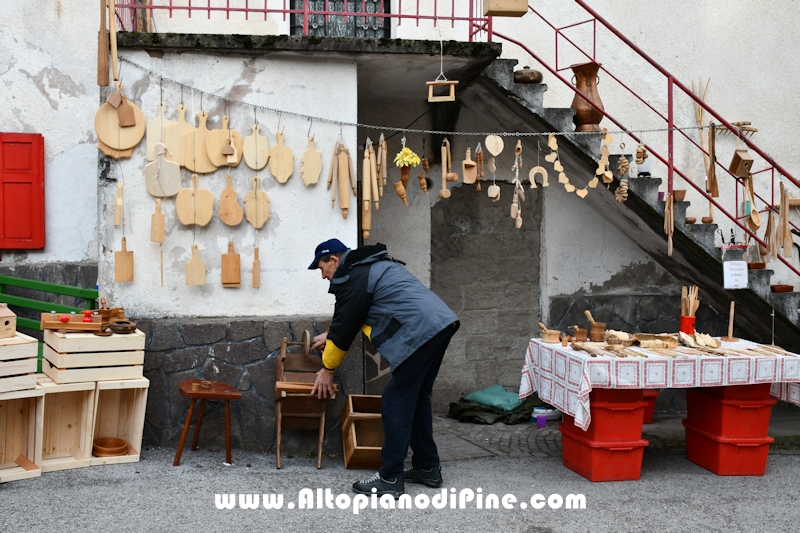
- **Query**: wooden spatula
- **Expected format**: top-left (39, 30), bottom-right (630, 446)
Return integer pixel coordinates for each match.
top-left (252, 247), bottom-right (260, 288)
top-left (115, 237), bottom-right (133, 282)
top-left (221, 241), bottom-right (241, 288)
top-left (185, 244), bottom-right (206, 286)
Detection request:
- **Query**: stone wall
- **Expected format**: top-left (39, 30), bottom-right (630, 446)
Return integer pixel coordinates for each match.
top-left (136, 316), bottom-right (365, 457)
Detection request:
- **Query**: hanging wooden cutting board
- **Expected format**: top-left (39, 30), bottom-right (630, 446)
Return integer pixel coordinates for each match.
top-left (183, 111), bottom-right (217, 174)
top-left (114, 237), bottom-right (134, 283)
top-left (144, 143), bottom-right (181, 197)
top-left (95, 85), bottom-right (145, 150)
top-left (185, 244), bottom-right (206, 286)
top-left (176, 174), bottom-right (214, 226)
top-left (221, 241), bottom-right (241, 288)
top-left (252, 247), bottom-right (260, 288)
top-left (114, 182), bottom-right (123, 226)
top-left (219, 174), bottom-right (243, 226)
top-left (146, 103), bottom-right (176, 161)
top-left (98, 139), bottom-right (133, 160)
top-left (300, 137), bottom-right (322, 186)
top-left (162, 104), bottom-right (194, 167)
top-left (206, 115), bottom-right (243, 168)
top-left (151, 199), bottom-right (164, 242)
top-left (243, 124), bottom-right (270, 171)
top-left (269, 131), bottom-right (294, 183)
top-left (244, 177), bottom-right (270, 229)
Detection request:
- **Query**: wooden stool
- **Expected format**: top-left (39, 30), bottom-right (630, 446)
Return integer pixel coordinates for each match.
top-left (274, 331), bottom-right (337, 469)
top-left (173, 380), bottom-right (241, 466)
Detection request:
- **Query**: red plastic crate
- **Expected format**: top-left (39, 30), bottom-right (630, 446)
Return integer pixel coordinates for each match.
top-left (559, 424), bottom-right (648, 482)
top-left (589, 388), bottom-right (644, 403)
top-left (702, 384), bottom-right (771, 401)
top-left (562, 400), bottom-right (647, 442)
top-left (682, 420), bottom-right (773, 476)
top-left (686, 389), bottom-right (775, 438)
top-left (643, 390), bottom-right (659, 424)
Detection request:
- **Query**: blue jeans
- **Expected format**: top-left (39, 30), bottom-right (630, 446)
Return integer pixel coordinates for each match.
top-left (378, 323), bottom-right (457, 480)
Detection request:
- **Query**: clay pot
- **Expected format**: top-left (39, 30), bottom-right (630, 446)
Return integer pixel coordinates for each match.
top-left (673, 190), bottom-right (686, 202)
top-left (685, 217), bottom-right (696, 225)
top-left (589, 322), bottom-right (606, 342)
top-left (573, 328), bottom-right (588, 342)
top-left (93, 437), bottom-right (128, 457)
top-left (570, 62), bottom-right (604, 133)
top-left (701, 217), bottom-right (714, 224)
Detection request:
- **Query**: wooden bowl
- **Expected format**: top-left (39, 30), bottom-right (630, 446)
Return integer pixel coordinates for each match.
top-left (771, 284), bottom-right (794, 293)
top-left (673, 190), bottom-right (686, 202)
top-left (93, 437), bottom-right (128, 457)
top-left (748, 262), bottom-right (766, 270)
top-left (701, 216), bottom-right (714, 224)
top-left (685, 217), bottom-right (696, 224)
top-left (541, 330), bottom-right (561, 343)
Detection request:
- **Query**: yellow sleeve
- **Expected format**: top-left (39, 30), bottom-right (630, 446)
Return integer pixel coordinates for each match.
top-left (321, 339), bottom-right (347, 372)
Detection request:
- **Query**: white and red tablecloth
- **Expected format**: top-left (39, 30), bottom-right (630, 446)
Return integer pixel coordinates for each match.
top-left (519, 338), bottom-right (800, 430)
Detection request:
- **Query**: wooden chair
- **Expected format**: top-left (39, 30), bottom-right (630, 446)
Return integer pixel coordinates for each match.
top-left (274, 330), bottom-right (338, 469)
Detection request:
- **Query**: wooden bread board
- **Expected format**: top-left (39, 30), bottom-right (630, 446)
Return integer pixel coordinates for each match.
top-left (183, 111), bottom-right (217, 174)
top-left (162, 104), bottom-right (194, 166)
top-left (94, 95), bottom-right (145, 150)
top-left (269, 131), bottom-right (294, 183)
top-left (205, 115), bottom-right (243, 167)
top-left (221, 241), bottom-right (241, 287)
top-left (115, 237), bottom-right (134, 282)
top-left (300, 137), bottom-right (322, 185)
top-left (243, 124), bottom-right (270, 170)
top-left (151, 199), bottom-right (165, 242)
top-left (176, 174), bottom-right (214, 226)
top-left (144, 145), bottom-right (181, 197)
top-left (186, 244), bottom-right (206, 286)
top-left (244, 177), bottom-right (270, 229)
top-left (218, 175), bottom-right (243, 226)
top-left (145, 103), bottom-right (176, 161)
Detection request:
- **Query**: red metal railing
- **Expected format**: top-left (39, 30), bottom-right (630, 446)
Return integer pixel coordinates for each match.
top-left (110, 1), bottom-right (800, 276)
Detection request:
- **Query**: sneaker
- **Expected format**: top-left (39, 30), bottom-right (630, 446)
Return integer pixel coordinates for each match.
top-left (352, 471), bottom-right (404, 498)
top-left (403, 465), bottom-right (443, 487)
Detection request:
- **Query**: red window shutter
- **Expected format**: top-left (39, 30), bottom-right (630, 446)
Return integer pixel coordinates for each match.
top-left (0, 133), bottom-right (45, 250)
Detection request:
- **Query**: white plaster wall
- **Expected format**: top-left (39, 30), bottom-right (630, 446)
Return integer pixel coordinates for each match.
top-left (0, 1), bottom-right (99, 264)
top-left (97, 51), bottom-right (357, 318)
top-left (146, 0), bottom-right (289, 35)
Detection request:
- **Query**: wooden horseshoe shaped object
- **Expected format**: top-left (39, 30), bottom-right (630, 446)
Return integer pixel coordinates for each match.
top-left (529, 165), bottom-right (548, 188)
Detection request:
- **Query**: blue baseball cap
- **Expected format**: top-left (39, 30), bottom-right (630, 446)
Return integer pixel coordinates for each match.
top-left (308, 239), bottom-right (349, 269)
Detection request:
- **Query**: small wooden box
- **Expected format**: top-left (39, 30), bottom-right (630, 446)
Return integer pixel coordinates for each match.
top-left (0, 331), bottom-right (38, 394)
top-left (91, 378), bottom-right (149, 466)
top-left (42, 329), bottom-right (145, 384)
top-left (342, 394), bottom-right (383, 469)
top-left (0, 303), bottom-right (17, 339)
top-left (37, 375), bottom-right (95, 472)
top-left (729, 149), bottom-right (754, 177)
top-left (0, 386), bottom-right (44, 483)
top-left (484, 0), bottom-right (528, 17)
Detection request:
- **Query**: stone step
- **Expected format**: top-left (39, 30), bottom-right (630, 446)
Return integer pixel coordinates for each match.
top-left (627, 176), bottom-right (662, 207)
top-left (748, 268), bottom-right (775, 301)
top-left (769, 291), bottom-right (800, 324)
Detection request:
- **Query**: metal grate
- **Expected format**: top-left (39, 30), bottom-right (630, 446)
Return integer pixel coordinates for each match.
top-left (290, 1), bottom-right (391, 38)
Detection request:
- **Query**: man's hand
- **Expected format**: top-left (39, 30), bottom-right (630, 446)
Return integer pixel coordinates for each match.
top-left (311, 331), bottom-right (328, 352)
top-left (311, 368), bottom-right (335, 399)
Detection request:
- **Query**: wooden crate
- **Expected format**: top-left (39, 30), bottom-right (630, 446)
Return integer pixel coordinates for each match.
top-left (37, 375), bottom-right (95, 472)
top-left (0, 386), bottom-right (44, 483)
top-left (0, 332), bottom-right (38, 394)
top-left (91, 377), bottom-right (149, 466)
top-left (341, 394), bottom-right (383, 469)
top-left (42, 329), bottom-right (145, 384)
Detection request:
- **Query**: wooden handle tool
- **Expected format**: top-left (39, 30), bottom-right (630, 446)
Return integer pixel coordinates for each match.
top-left (108, 0), bottom-right (118, 82)
top-left (98, 0), bottom-right (109, 86)
top-left (584, 310), bottom-right (596, 326)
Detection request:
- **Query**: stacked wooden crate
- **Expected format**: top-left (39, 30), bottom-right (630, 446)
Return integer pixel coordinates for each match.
top-left (42, 329), bottom-right (145, 384)
top-left (0, 331), bottom-right (38, 394)
top-left (0, 385), bottom-right (44, 483)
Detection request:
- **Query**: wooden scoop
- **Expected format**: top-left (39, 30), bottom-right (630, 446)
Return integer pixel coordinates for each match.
top-left (462, 148), bottom-right (477, 184)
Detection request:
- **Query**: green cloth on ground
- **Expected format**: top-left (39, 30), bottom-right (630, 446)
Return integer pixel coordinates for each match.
top-left (448, 392), bottom-right (551, 425)
top-left (464, 384), bottom-right (523, 412)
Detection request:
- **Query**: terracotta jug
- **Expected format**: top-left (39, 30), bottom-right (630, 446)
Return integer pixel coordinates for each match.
top-left (570, 62), bottom-right (604, 132)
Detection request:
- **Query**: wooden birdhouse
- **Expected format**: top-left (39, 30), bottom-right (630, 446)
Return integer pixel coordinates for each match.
top-left (484, 0), bottom-right (528, 17)
top-left (729, 149), bottom-right (754, 178)
top-left (0, 303), bottom-right (17, 338)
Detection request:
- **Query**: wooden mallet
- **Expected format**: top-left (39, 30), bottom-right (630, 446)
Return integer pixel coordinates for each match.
top-left (721, 301), bottom-right (738, 342)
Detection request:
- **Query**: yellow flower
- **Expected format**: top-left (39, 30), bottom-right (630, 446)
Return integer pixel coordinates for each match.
top-left (394, 147), bottom-right (421, 167)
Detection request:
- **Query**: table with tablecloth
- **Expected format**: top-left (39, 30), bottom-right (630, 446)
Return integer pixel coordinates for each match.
top-left (519, 338), bottom-right (800, 430)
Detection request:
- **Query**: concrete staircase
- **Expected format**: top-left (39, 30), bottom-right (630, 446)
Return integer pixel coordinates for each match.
top-left (476, 58), bottom-right (800, 349)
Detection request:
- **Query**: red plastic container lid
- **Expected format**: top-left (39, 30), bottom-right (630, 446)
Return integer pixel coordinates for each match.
top-left (592, 400), bottom-right (649, 410)
top-left (682, 420), bottom-right (774, 444)
top-left (559, 423), bottom-right (649, 449)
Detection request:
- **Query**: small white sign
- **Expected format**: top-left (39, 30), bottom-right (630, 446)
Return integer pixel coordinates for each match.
top-left (723, 261), bottom-right (748, 289)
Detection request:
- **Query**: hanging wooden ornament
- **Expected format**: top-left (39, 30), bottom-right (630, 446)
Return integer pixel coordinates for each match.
top-left (327, 142), bottom-right (357, 217)
top-left (463, 148), bottom-right (478, 185)
top-left (474, 143), bottom-right (484, 191)
top-left (362, 139), bottom-right (375, 239)
top-left (485, 135), bottom-right (504, 157)
top-left (438, 139), bottom-right (452, 200)
top-left (376, 134), bottom-right (388, 197)
top-left (300, 137), bottom-right (322, 186)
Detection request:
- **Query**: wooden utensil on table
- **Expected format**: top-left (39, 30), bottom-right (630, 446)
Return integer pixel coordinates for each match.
top-left (176, 174), bottom-right (214, 226)
top-left (185, 244), bottom-right (206, 286)
top-left (218, 175), bottom-right (243, 226)
top-left (269, 131), bottom-right (294, 183)
top-left (252, 247), bottom-right (260, 288)
top-left (206, 115), bottom-right (243, 168)
top-left (162, 104), bottom-right (194, 166)
top-left (221, 241), bottom-right (241, 288)
top-left (114, 237), bottom-right (133, 282)
top-left (244, 177), bottom-right (270, 229)
top-left (145, 143), bottom-right (181, 197)
top-left (243, 124), bottom-right (270, 170)
top-left (151, 199), bottom-right (164, 242)
top-left (146, 103), bottom-right (176, 161)
top-left (438, 139), bottom-right (451, 199)
top-left (721, 301), bottom-right (738, 342)
top-left (462, 148), bottom-right (477, 184)
top-left (97, 0), bottom-right (109, 86)
top-left (184, 111), bottom-right (217, 174)
top-left (114, 182), bottom-right (123, 226)
top-left (300, 137), bottom-right (322, 186)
